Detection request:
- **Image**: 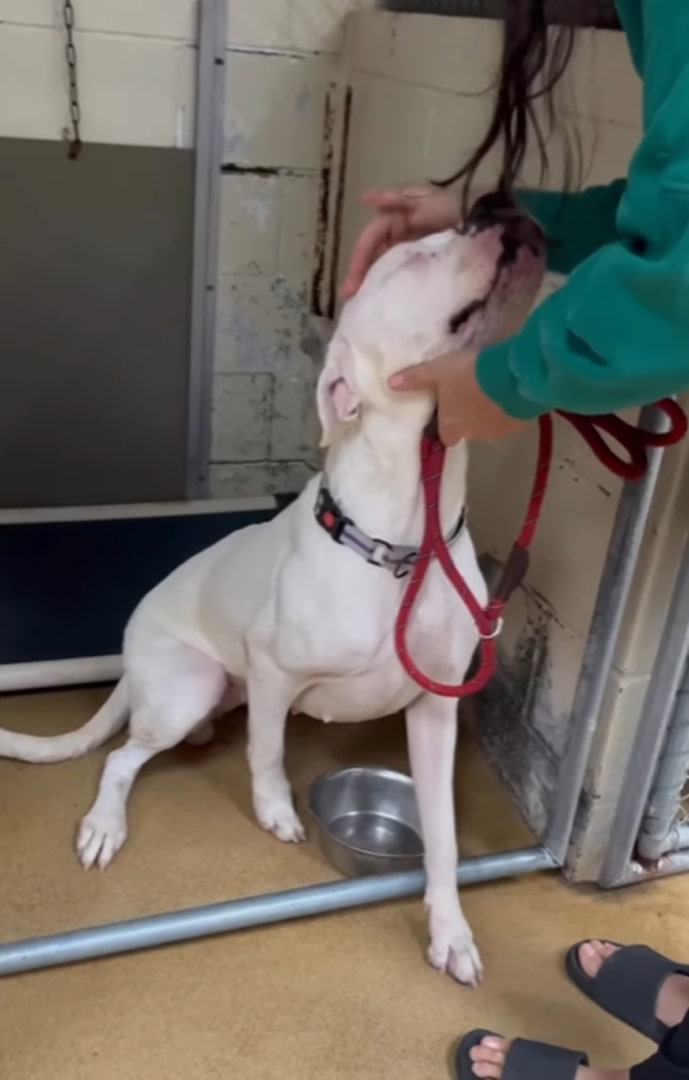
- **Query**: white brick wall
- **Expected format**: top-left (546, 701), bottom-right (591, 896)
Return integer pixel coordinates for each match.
top-left (0, 0), bottom-right (373, 499)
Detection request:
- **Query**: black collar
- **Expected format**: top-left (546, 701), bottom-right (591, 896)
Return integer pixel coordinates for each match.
top-left (314, 481), bottom-right (465, 577)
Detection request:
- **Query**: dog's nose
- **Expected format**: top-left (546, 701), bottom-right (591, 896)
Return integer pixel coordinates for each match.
top-left (464, 192), bottom-right (507, 230)
top-left (502, 212), bottom-right (545, 254)
top-left (464, 193), bottom-right (545, 255)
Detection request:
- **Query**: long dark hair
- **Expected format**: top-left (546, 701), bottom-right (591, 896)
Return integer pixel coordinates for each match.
top-left (440, 1), bottom-right (580, 211)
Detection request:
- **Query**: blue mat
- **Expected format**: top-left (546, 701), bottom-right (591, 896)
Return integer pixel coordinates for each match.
top-left (0, 502), bottom-right (289, 665)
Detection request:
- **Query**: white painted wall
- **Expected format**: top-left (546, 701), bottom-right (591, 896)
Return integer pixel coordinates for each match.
top-left (0, 0), bottom-right (371, 499)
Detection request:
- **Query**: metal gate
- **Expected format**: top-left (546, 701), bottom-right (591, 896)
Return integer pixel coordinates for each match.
top-left (599, 523), bottom-right (689, 887)
top-left (636, 660), bottom-right (689, 863)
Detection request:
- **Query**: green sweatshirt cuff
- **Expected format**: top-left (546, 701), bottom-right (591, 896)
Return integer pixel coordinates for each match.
top-left (516, 189), bottom-right (565, 237)
top-left (476, 340), bottom-right (548, 421)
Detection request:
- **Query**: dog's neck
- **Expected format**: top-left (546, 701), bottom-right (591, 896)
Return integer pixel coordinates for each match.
top-left (322, 408), bottom-right (468, 548)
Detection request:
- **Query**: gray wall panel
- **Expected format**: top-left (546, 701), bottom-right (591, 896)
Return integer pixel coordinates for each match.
top-left (0, 138), bottom-right (194, 507)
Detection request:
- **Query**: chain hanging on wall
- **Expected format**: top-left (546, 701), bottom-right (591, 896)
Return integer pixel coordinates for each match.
top-left (63, 0), bottom-right (82, 159)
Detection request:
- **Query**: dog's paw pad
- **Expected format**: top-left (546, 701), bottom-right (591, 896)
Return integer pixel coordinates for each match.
top-left (257, 803), bottom-right (306, 844)
top-left (76, 813), bottom-right (127, 870)
top-left (428, 933), bottom-right (483, 988)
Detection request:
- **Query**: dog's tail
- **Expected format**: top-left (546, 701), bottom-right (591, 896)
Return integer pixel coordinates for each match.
top-left (0, 678), bottom-right (129, 763)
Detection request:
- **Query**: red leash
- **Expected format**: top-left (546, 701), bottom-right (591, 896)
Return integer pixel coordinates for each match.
top-left (394, 399), bottom-right (688, 698)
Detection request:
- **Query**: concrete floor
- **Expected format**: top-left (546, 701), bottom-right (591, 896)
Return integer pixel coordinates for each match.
top-left (1, 687), bottom-right (687, 1080)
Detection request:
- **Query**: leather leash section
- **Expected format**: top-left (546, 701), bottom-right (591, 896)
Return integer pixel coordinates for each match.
top-left (394, 398), bottom-right (688, 699)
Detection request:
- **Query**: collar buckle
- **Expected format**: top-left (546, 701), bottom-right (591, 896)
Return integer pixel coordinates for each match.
top-left (366, 539), bottom-right (392, 567)
top-left (315, 485), bottom-right (351, 544)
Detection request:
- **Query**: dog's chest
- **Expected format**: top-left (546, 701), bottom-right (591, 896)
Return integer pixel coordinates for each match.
top-left (280, 549), bottom-right (481, 722)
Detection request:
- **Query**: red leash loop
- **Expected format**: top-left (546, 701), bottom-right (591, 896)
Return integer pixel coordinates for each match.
top-left (556, 399), bottom-right (687, 480)
top-left (394, 399), bottom-right (687, 699)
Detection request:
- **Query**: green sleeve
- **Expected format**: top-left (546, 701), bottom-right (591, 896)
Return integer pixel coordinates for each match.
top-left (476, 232), bottom-right (689, 419)
top-left (517, 181), bottom-right (626, 275)
top-left (476, 4), bottom-right (689, 419)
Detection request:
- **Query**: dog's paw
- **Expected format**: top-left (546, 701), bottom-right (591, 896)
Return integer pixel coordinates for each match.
top-left (76, 812), bottom-right (128, 870)
top-left (428, 923), bottom-right (483, 987)
top-left (256, 800), bottom-right (306, 844)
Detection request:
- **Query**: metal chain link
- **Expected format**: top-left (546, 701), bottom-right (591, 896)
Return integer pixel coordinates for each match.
top-left (63, 0), bottom-right (82, 159)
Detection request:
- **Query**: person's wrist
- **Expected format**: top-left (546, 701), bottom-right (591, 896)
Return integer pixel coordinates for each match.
top-left (437, 188), bottom-right (462, 229)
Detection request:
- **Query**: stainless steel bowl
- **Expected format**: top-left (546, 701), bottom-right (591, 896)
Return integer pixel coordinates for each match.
top-left (308, 766), bottom-right (425, 877)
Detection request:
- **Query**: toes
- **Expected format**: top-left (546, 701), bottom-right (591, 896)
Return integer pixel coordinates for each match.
top-left (578, 939), bottom-right (619, 979)
top-left (448, 941), bottom-right (484, 987)
top-left (428, 933), bottom-right (483, 987)
top-left (469, 1038), bottom-right (509, 1080)
top-left (272, 816), bottom-right (307, 844)
top-left (471, 1062), bottom-right (504, 1080)
top-left (257, 803), bottom-right (307, 844)
top-left (480, 1038), bottom-right (509, 1052)
top-left (600, 941), bottom-right (619, 959)
top-left (470, 1047), bottom-right (507, 1064)
top-left (76, 815), bottom-right (127, 870)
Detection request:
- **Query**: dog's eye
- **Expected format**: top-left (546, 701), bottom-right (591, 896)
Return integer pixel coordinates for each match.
top-left (449, 300), bottom-right (484, 334)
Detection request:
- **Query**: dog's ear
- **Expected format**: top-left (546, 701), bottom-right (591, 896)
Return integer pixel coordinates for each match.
top-left (316, 337), bottom-right (361, 447)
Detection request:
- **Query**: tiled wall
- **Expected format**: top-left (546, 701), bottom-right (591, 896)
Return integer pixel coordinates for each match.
top-left (211, 2), bottom-right (374, 499)
top-left (0, 0), bottom-right (371, 500)
top-left (339, 12), bottom-right (689, 874)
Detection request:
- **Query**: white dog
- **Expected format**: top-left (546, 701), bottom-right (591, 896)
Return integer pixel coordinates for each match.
top-left (0, 202), bottom-right (543, 986)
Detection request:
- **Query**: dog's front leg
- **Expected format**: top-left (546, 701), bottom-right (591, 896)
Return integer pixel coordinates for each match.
top-left (246, 663), bottom-right (305, 843)
top-left (405, 694), bottom-right (483, 987)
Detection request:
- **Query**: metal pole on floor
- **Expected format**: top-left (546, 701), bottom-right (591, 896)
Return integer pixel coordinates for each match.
top-left (544, 404), bottom-right (669, 866)
top-left (598, 523), bottom-right (689, 887)
top-left (0, 846), bottom-right (554, 976)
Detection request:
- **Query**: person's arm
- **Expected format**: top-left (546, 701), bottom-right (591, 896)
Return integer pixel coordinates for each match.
top-left (517, 180), bottom-right (626, 276)
top-left (476, 231), bottom-right (689, 418)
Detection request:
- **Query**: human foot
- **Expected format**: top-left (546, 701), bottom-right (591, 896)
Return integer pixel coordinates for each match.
top-left (468, 1035), bottom-right (624, 1080)
top-left (578, 941), bottom-right (689, 1030)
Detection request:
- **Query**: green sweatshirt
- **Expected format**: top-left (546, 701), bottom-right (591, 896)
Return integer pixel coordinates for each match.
top-left (477, 0), bottom-right (689, 418)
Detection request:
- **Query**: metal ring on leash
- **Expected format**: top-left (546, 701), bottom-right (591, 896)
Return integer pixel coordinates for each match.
top-left (478, 617), bottom-right (504, 641)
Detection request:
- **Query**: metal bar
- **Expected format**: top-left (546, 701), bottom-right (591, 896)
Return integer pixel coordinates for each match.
top-left (637, 656), bottom-right (689, 860)
top-left (186, 0), bottom-right (227, 499)
top-left (666, 821), bottom-right (689, 855)
top-left (641, 820), bottom-right (689, 861)
top-left (614, 846), bottom-right (689, 887)
top-left (544, 404), bottom-right (668, 864)
top-left (0, 846), bottom-right (555, 976)
top-left (599, 522), bottom-right (689, 887)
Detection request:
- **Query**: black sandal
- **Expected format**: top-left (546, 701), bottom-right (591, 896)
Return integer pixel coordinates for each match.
top-left (453, 1029), bottom-right (588, 1080)
top-left (631, 1028), bottom-right (689, 1080)
top-left (566, 941), bottom-right (689, 1043)
top-left (453, 1026), bottom-right (689, 1080)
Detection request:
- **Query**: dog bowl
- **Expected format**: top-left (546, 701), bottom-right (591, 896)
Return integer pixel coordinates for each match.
top-left (308, 766), bottom-right (425, 878)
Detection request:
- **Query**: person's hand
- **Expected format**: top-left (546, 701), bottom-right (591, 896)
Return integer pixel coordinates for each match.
top-left (340, 185), bottom-right (464, 300)
top-left (389, 350), bottom-right (526, 446)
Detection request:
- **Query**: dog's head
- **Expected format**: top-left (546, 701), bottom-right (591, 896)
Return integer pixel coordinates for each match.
top-left (318, 197), bottom-right (546, 446)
